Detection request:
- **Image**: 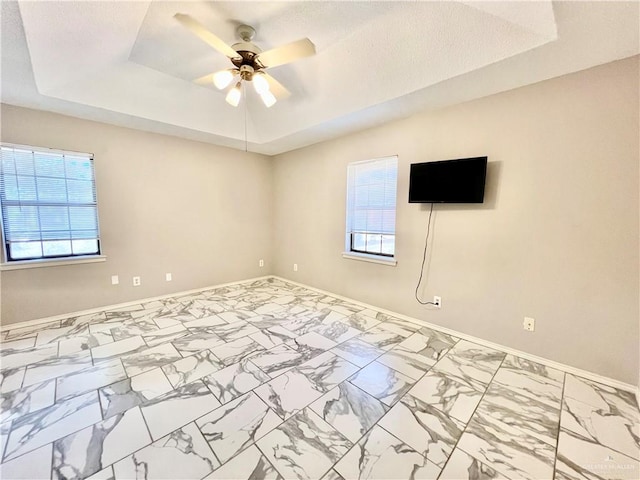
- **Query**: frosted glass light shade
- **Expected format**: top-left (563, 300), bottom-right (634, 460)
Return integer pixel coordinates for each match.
top-left (213, 70), bottom-right (234, 90)
top-left (226, 83), bottom-right (242, 107)
top-left (253, 73), bottom-right (270, 94)
top-left (260, 90), bottom-right (276, 108)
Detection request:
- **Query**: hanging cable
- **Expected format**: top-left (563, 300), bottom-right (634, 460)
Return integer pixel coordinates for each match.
top-left (415, 202), bottom-right (438, 305)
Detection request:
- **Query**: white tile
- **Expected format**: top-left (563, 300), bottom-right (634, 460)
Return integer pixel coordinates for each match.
top-left (249, 344), bottom-right (303, 378)
top-left (209, 337), bottom-right (265, 367)
top-left (561, 374), bottom-right (639, 460)
top-left (55, 359), bottom-right (126, 401)
top-left (52, 407), bottom-right (151, 480)
top-left (0, 443), bottom-right (53, 480)
top-left (286, 331), bottom-right (338, 352)
top-left (204, 445), bottom-right (279, 480)
top-left (182, 315), bottom-right (228, 330)
top-left (493, 355), bottom-right (564, 408)
top-left (0, 337), bottom-right (36, 352)
top-left (430, 340), bottom-right (505, 390)
top-left (5, 321), bottom-right (60, 340)
top-left (331, 338), bottom-right (385, 367)
top-left (162, 350), bottom-right (222, 388)
top-left (99, 367), bottom-right (173, 418)
top-left (334, 425), bottom-right (440, 480)
top-left (85, 466), bottom-right (114, 480)
top-left (171, 332), bottom-right (225, 356)
top-left (438, 449), bottom-right (507, 480)
top-left (1, 379), bottom-right (56, 424)
top-left (23, 350), bottom-right (93, 387)
top-left (1, 367), bottom-right (26, 394)
top-left (58, 331), bottom-right (114, 356)
top-left (114, 422), bottom-right (219, 480)
top-left (0, 343), bottom-right (58, 371)
top-left (203, 360), bottom-right (270, 404)
top-left (121, 343), bottom-right (182, 377)
top-left (408, 371), bottom-right (484, 423)
top-left (4, 391), bottom-right (102, 461)
top-left (357, 327), bottom-right (406, 350)
top-left (376, 348), bottom-right (432, 380)
top-left (140, 380), bottom-right (221, 440)
top-left (378, 395), bottom-right (464, 466)
top-left (254, 369), bottom-right (325, 420)
top-left (91, 336), bottom-right (146, 362)
top-left (141, 324), bottom-right (188, 347)
top-left (348, 361), bottom-right (416, 406)
top-left (197, 392), bottom-right (282, 463)
top-left (35, 324), bottom-right (89, 346)
top-left (297, 351), bottom-right (360, 392)
top-left (310, 381), bottom-right (387, 442)
top-left (257, 408), bottom-right (352, 480)
top-left (456, 423), bottom-right (556, 480)
top-left (555, 428), bottom-right (639, 480)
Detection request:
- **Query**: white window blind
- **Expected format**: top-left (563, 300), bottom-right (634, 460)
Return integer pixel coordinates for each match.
top-left (345, 156), bottom-right (398, 257)
top-left (0, 144), bottom-right (101, 262)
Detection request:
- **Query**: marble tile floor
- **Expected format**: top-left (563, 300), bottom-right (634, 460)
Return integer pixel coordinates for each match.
top-left (1, 278), bottom-right (638, 480)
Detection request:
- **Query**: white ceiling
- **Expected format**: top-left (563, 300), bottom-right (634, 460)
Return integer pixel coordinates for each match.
top-left (1, 1), bottom-right (638, 155)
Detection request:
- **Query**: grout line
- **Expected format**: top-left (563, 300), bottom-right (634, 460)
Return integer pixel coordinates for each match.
top-left (49, 436), bottom-right (54, 480)
top-left (0, 420), bottom-right (12, 464)
top-left (436, 353), bottom-right (508, 477)
top-left (137, 405), bottom-right (155, 448)
top-left (551, 371), bottom-right (567, 480)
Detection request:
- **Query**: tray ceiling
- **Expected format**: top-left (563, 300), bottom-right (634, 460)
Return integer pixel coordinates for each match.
top-left (1, 1), bottom-right (638, 155)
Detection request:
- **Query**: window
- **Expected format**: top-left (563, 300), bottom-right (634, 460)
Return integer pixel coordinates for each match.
top-left (0, 144), bottom-right (101, 263)
top-left (345, 156), bottom-right (398, 258)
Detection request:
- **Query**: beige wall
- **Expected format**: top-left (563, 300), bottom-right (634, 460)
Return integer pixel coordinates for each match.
top-left (1, 57), bottom-right (637, 386)
top-left (0, 105), bottom-right (273, 324)
top-left (272, 56), bottom-right (639, 385)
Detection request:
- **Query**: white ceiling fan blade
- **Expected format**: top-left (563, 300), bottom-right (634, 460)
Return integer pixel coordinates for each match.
top-left (263, 73), bottom-right (291, 100)
top-left (174, 13), bottom-right (239, 59)
top-left (194, 72), bottom-right (217, 86)
top-left (258, 38), bottom-right (315, 69)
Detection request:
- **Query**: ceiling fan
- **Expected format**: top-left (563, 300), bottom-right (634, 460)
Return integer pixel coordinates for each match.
top-left (174, 13), bottom-right (316, 108)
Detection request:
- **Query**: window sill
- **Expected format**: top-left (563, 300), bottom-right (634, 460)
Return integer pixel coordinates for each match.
top-left (342, 252), bottom-right (397, 266)
top-left (0, 255), bottom-right (107, 271)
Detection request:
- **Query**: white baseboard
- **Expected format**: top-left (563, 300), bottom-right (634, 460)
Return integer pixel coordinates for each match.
top-left (0, 275), bottom-right (272, 333)
top-left (2, 274), bottom-right (637, 397)
top-left (272, 276), bottom-right (639, 395)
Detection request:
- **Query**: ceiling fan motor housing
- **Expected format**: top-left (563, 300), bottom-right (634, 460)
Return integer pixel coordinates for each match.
top-left (231, 25), bottom-right (264, 71)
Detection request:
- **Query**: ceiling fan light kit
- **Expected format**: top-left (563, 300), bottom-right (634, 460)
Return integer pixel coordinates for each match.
top-left (175, 14), bottom-right (315, 108)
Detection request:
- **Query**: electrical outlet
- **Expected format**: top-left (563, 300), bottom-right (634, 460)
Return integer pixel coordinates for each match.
top-left (165, 273), bottom-right (172, 282)
top-left (433, 296), bottom-right (441, 308)
top-left (523, 317), bottom-right (535, 332)
top-left (259, 259), bottom-right (264, 267)
top-left (133, 276), bottom-right (141, 287)
top-left (293, 263), bottom-right (298, 272)
top-left (111, 275), bottom-right (119, 285)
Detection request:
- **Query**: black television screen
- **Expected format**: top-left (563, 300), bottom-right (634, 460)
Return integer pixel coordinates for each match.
top-left (409, 157), bottom-right (487, 203)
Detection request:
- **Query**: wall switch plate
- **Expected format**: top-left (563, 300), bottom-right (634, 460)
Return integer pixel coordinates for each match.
top-left (259, 259), bottom-right (264, 267)
top-left (133, 276), bottom-right (141, 287)
top-left (293, 263), bottom-right (298, 272)
top-left (165, 273), bottom-right (172, 282)
top-left (433, 296), bottom-right (441, 308)
top-left (111, 275), bottom-right (119, 285)
top-left (523, 317), bottom-right (535, 332)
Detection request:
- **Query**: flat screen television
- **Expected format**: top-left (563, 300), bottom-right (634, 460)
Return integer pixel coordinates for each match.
top-left (409, 156), bottom-right (487, 203)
